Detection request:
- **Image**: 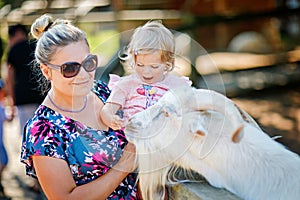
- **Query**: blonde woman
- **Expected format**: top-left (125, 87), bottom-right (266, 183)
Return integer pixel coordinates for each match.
top-left (20, 14), bottom-right (140, 199)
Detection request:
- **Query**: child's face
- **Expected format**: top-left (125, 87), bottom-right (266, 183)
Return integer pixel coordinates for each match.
top-left (134, 51), bottom-right (166, 84)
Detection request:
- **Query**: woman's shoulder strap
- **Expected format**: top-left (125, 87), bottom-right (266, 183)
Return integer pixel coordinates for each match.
top-left (92, 80), bottom-right (111, 103)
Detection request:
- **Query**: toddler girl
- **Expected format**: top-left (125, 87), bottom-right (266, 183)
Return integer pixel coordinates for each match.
top-left (100, 21), bottom-right (192, 130)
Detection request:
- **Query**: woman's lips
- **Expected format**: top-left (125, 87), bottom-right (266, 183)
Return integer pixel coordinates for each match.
top-left (73, 80), bottom-right (89, 85)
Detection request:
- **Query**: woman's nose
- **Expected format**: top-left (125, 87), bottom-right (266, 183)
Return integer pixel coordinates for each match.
top-left (77, 66), bottom-right (92, 77)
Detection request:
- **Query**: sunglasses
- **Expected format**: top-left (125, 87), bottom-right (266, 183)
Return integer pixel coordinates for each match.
top-left (46, 54), bottom-right (98, 78)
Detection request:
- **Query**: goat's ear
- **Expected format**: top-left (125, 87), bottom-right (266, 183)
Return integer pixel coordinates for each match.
top-left (189, 117), bottom-right (207, 136)
top-left (231, 125), bottom-right (245, 143)
top-left (189, 111), bottom-right (207, 137)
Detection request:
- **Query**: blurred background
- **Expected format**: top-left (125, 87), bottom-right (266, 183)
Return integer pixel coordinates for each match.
top-left (0, 0), bottom-right (299, 199)
top-left (0, 1), bottom-right (300, 93)
top-left (0, 0), bottom-right (300, 92)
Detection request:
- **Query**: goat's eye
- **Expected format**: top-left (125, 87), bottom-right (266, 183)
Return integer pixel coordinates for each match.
top-left (164, 111), bottom-right (169, 117)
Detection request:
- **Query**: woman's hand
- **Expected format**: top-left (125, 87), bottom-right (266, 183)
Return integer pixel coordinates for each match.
top-left (114, 142), bottom-right (137, 173)
top-left (110, 114), bottom-right (124, 130)
top-left (33, 145), bottom-right (137, 200)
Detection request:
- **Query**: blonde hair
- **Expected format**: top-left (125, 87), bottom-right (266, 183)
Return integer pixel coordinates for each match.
top-left (31, 13), bottom-right (88, 64)
top-left (30, 14), bottom-right (88, 93)
top-left (122, 20), bottom-right (175, 71)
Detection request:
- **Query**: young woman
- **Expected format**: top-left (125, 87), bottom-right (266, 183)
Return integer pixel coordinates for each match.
top-left (20, 14), bottom-right (139, 200)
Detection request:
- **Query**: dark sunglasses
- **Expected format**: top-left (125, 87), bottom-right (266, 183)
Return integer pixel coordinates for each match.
top-left (46, 54), bottom-right (98, 78)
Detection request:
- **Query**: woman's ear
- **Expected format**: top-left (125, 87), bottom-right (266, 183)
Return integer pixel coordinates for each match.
top-left (40, 64), bottom-right (52, 80)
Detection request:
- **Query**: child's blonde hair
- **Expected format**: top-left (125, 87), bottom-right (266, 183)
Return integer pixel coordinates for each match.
top-left (121, 20), bottom-right (175, 71)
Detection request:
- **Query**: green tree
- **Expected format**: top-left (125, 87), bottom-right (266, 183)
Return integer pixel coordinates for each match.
top-left (0, 0), bottom-right (25, 9)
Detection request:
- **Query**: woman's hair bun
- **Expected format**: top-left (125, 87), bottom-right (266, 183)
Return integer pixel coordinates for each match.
top-left (31, 14), bottom-right (72, 40)
top-left (31, 14), bottom-right (54, 39)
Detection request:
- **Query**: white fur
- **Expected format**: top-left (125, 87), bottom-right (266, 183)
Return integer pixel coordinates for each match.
top-left (125, 87), bottom-right (300, 200)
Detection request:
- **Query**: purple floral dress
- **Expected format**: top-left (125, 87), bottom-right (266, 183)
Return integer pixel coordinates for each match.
top-left (20, 80), bottom-right (139, 199)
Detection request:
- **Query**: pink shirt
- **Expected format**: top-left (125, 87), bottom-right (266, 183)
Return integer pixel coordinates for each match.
top-left (107, 74), bottom-right (192, 121)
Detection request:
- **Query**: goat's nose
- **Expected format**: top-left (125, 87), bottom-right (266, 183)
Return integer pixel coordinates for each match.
top-left (127, 118), bottom-right (142, 128)
top-left (136, 121), bottom-right (142, 127)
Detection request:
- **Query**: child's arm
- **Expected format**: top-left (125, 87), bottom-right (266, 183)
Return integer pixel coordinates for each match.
top-left (100, 103), bottom-right (124, 130)
top-left (102, 75), bottom-right (130, 130)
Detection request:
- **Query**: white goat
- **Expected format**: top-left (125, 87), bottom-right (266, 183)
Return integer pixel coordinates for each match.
top-left (125, 86), bottom-right (300, 200)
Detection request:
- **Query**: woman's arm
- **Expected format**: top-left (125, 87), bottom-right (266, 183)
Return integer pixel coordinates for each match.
top-left (6, 64), bottom-right (16, 118)
top-left (33, 143), bottom-right (137, 200)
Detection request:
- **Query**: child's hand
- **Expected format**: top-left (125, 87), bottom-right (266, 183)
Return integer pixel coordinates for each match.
top-left (100, 104), bottom-right (124, 130)
top-left (110, 115), bottom-right (124, 130)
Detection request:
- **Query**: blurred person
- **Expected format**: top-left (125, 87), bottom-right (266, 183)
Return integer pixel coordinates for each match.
top-left (0, 37), bottom-right (3, 63)
top-left (6, 24), bottom-right (45, 132)
top-left (20, 14), bottom-right (139, 199)
top-left (1, 37), bottom-right (12, 200)
top-left (6, 24), bottom-right (45, 193)
top-left (0, 79), bottom-right (12, 200)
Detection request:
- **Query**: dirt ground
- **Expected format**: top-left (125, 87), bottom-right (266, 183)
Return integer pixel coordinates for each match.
top-left (232, 85), bottom-right (300, 155)
top-left (2, 117), bottom-right (46, 200)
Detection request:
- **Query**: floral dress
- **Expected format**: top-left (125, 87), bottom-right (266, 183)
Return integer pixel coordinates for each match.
top-left (20, 80), bottom-right (139, 199)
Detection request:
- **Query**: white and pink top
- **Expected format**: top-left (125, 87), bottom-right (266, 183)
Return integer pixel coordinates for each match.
top-left (107, 73), bottom-right (192, 121)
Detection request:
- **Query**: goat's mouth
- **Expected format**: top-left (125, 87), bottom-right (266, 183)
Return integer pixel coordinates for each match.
top-left (124, 116), bottom-right (173, 141)
top-left (124, 120), bottom-right (149, 140)
top-left (124, 123), bottom-right (138, 135)
top-left (124, 123), bottom-right (163, 140)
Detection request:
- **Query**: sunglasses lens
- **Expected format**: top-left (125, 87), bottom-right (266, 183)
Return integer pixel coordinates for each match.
top-left (58, 55), bottom-right (97, 78)
top-left (62, 63), bottom-right (81, 78)
top-left (83, 55), bottom-right (98, 72)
